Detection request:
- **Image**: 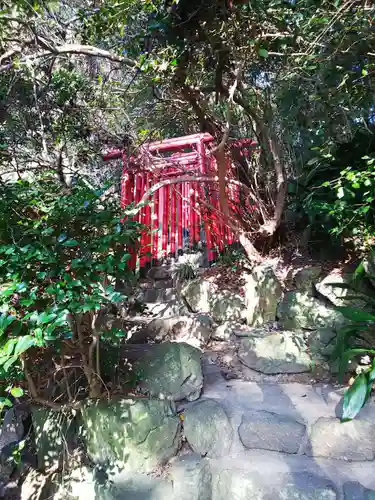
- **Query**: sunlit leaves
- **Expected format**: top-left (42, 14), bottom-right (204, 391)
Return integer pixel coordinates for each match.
top-left (10, 386), bottom-right (24, 398)
top-left (0, 178), bottom-right (142, 380)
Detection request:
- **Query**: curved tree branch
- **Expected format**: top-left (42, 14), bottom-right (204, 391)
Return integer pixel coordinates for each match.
top-left (0, 43), bottom-right (136, 72)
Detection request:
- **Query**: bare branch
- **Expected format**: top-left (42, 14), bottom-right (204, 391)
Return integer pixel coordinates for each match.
top-left (126, 174), bottom-right (252, 216)
top-left (0, 43), bottom-right (136, 72)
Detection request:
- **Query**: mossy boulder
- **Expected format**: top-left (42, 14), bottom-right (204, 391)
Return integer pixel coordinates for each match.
top-left (81, 398), bottom-right (180, 474)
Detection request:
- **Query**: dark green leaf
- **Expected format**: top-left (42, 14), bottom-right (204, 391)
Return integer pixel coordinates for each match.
top-left (369, 359), bottom-right (375, 383)
top-left (354, 261), bottom-right (366, 281)
top-left (11, 320), bottom-right (23, 335)
top-left (62, 240), bottom-right (79, 247)
top-left (342, 373), bottom-right (367, 421)
top-left (335, 347), bottom-right (375, 383)
top-left (336, 307), bottom-right (375, 322)
top-left (0, 397), bottom-right (12, 409)
top-left (14, 335), bottom-right (35, 356)
top-left (3, 356), bottom-right (18, 371)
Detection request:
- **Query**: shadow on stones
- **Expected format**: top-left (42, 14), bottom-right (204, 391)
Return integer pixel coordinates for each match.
top-left (256, 383), bottom-right (340, 499)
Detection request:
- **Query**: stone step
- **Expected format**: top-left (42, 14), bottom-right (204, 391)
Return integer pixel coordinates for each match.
top-left (144, 300), bottom-right (188, 317)
top-left (51, 372), bottom-right (375, 500)
top-left (147, 265), bottom-right (172, 281)
top-left (77, 450), bottom-right (375, 499)
top-left (206, 450), bottom-right (375, 500)
top-left (172, 379), bottom-right (375, 499)
top-left (139, 279), bottom-right (174, 290)
top-left (154, 279), bottom-right (174, 289)
top-left (143, 288), bottom-right (178, 303)
top-left (63, 450), bottom-right (375, 500)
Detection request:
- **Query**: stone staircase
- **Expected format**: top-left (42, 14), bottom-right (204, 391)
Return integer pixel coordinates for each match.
top-left (10, 260), bottom-right (375, 500)
top-left (137, 261), bottom-right (188, 318)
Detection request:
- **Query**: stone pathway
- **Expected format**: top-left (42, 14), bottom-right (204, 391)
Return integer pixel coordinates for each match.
top-left (118, 262), bottom-right (375, 500)
top-left (168, 364), bottom-right (375, 500)
top-left (95, 368), bottom-right (375, 500)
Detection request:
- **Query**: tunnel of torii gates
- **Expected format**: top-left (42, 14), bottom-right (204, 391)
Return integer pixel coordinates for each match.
top-left (103, 133), bottom-right (258, 271)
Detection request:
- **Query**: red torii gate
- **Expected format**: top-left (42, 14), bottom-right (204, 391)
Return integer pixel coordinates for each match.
top-left (103, 133), bottom-right (257, 270)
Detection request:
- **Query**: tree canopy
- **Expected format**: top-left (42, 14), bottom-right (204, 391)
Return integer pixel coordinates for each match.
top-left (0, 0), bottom-right (375, 411)
top-left (1, 0), bottom-right (374, 245)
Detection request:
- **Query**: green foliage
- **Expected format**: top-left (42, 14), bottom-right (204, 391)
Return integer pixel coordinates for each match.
top-left (342, 371), bottom-right (369, 422)
top-left (300, 131), bottom-right (375, 250)
top-left (216, 246), bottom-right (246, 269)
top-left (173, 261), bottom-right (197, 282)
top-left (0, 176), bottom-right (141, 383)
top-left (330, 259), bottom-right (375, 419)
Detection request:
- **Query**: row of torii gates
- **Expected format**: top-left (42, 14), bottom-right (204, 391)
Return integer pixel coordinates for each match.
top-left (103, 133), bottom-right (257, 271)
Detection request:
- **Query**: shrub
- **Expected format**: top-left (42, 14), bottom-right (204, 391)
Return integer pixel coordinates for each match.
top-left (299, 130), bottom-right (375, 252)
top-left (0, 176), bottom-right (141, 404)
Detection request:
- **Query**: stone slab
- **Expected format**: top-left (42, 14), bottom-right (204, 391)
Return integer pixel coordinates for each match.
top-left (200, 379), bottom-right (375, 427)
top-left (32, 408), bottom-right (76, 471)
top-left (238, 332), bottom-right (312, 374)
top-left (212, 468), bottom-right (338, 500)
top-left (209, 450), bottom-right (375, 497)
top-left (81, 398), bottom-right (180, 473)
top-left (304, 417), bottom-right (375, 461)
top-left (135, 342), bottom-right (203, 401)
top-left (238, 410), bottom-right (306, 454)
top-left (183, 399), bottom-right (233, 458)
top-left (144, 301), bottom-right (188, 317)
top-left (168, 453), bottom-right (212, 500)
top-left (144, 288), bottom-right (177, 303)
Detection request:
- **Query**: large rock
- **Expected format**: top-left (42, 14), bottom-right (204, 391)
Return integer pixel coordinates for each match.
top-left (132, 315), bottom-right (212, 349)
top-left (32, 408), bottom-right (76, 471)
top-left (148, 266), bottom-right (171, 281)
top-left (306, 328), bottom-right (337, 357)
top-left (182, 264), bottom-right (282, 325)
top-left (105, 471), bottom-right (173, 500)
top-left (213, 469), bottom-right (268, 500)
top-left (363, 252), bottom-right (375, 288)
top-left (277, 472), bottom-right (338, 500)
top-left (343, 482), bottom-right (375, 500)
top-left (316, 271), bottom-right (371, 309)
top-left (303, 417), bottom-right (375, 461)
top-left (238, 410), bottom-right (306, 454)
top-left (183, 399), bottom-right (233, 458)
top-left (0, 405), bottom-right (28, 492)
top-left (238, 330), bottom-right (312, 374)
top-left (233, 326), bottom-right (268, 338)
top-left (182, 278), bottom-right (245, 323)
top-left (20, 469), bottom-right (60, 500)
top-left (294, 266), bottom-right (322, 292)
top-left (212, 321), bottom-right (233, 341)
top-left (244, 264), bottom-right (283, 326)
top-left (212, 320), bottom-right (247, 341)
top-left (277, 291), bottom-right (345, 330)
top-left (144, 300), bottom-right (188, 318)
top-left (135, 342), bottom-right (203, 401)
top-left (169, 453), bottom-right (212, 500)
top-left (81, 398), bottom-right (180, 473)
